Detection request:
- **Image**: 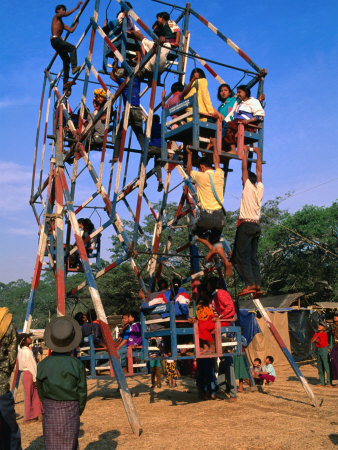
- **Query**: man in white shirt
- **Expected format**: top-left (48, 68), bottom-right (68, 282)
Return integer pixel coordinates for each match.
top-left (234, 147), bottom-right (264, 296)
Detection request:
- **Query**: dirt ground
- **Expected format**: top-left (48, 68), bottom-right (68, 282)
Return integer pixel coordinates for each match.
top-left (17, 363), bottom-right (337, 449)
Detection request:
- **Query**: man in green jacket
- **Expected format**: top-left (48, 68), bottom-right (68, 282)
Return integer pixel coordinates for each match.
top-left (37, 316), bottom-right (87, 449)
top-left (0, 307), bottom-right (22, 450)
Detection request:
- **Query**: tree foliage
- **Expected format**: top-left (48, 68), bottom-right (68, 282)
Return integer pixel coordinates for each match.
top-left (1, 199), bottom-right (337, 328)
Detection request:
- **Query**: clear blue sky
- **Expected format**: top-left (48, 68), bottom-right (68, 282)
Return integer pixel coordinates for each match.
top-left (0, 0), bottom-right (337, 283)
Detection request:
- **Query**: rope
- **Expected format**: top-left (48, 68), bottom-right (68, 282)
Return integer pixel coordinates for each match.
top-left (105, 0), bottom-right (112, 21)
top-left (166, 46), bottom-right (257, 75)
top-left (151, 0), bottom-right (185, 11)
top-left (136, 251), bottom-right (207, 258)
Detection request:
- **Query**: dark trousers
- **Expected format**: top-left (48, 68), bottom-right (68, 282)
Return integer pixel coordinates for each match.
top-left (147, 146), bottom-right (162, 182)
top-left (217, 357), bottom-right (237, 398)
top-left (317, 347), bottom-right (331, 385)
top-left (113, 108), bottom-right (144, 159)
top-left (193, 209), bottom-right (225, 245)
top-left (196, 359), bottom-right (217, 395)
top-left (0, 392), bottom-right (22, 450)
top-left (234, 222), bottom-right (261, 286)
top-left (51, 37), bottom-right (78, 84)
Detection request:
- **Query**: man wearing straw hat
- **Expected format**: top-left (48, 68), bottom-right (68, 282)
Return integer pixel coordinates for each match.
top-left (0, 307), bottom-right (22, 450)
top-left (36, 316), bottom-right (87, 449)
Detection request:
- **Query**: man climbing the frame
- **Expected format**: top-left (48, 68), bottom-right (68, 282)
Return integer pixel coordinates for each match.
top-left (50, 2), bottom-right (83, 88)
top-left (186, 146), bottom-right (232, 277)
top-left (233, 147), bottom-right (264, 297)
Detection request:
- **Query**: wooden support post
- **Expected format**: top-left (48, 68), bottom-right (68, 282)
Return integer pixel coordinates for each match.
top-left (243, 348), bottom-right (257, 389)
top-left (127, 346), bottom-right (134, 375)
top-left (89, 335), bottom-right (96, 378)
top-left (169, 302), bottom-right (177, 360)
top-left (214, 320), bottom-right (222, 356)
top-left (60, 169), bottom-right (142, 435)
top-left (237, 122), bottom-right (244, 160)
top-left (194, 321), bottom-right (201, 359)
top-left (253, 298), bottom-right (319, 407)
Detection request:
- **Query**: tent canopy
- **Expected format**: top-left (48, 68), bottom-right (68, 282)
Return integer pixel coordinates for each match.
top-left (312, 302), bottom-right (338, 309)
top-left (239, 292), bottom-right (305, 310)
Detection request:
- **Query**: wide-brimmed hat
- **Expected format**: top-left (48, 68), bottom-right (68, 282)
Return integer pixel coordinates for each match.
top-left (0, 307), bottom-right (12, 341)
top-left (44, 316), bottom-right (82, 353)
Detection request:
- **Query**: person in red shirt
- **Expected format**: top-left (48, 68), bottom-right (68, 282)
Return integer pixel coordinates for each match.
top-left (206, 277), bottom-right (235, 325)
top-left (311, 323), bottom-right (332, 386)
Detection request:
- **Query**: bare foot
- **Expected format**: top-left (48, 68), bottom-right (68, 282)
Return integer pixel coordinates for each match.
top-left (206, 248), bottom-right (218, 263)
top-left (200, 347), bottom-right (209, 354)
top-left (215, 247), bottom-right (232, 277)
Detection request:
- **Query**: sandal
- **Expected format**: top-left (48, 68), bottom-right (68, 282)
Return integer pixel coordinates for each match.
top-left (237, 287), bottom-right (256, 297)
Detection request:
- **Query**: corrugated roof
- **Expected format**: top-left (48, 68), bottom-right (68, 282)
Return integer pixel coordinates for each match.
top-left (239, 292), bottom-right (305, 309)
top-left (312, 302), bottom-right (338, 309)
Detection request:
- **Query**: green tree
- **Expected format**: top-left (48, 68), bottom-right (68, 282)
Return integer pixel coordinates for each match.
top-left (259, 202), bottom-right (338, 300)
top-left (2, 199), bottom-right (336, 327)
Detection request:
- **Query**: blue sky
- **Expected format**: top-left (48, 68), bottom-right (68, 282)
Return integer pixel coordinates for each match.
top-left (0, 0), bottom-right (337, 283)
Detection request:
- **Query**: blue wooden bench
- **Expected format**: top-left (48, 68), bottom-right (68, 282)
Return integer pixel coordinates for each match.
top-left (140, 302), bottom-right (242, 361)
top-left (161, 94), bottom-right (220, 162)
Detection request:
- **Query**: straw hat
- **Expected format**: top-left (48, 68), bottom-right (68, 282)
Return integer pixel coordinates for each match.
top-left (0, 307), bottom-right (12, 341)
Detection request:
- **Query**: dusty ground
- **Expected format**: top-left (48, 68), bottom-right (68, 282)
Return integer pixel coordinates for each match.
top-left (17, 363), bottom-right (337, 449)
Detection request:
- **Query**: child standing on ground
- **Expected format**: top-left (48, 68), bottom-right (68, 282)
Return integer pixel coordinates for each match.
top-left (311, 323), bottom-right (331, 386)
top-left (165, 355), bottom-right (179, 388)
top-left (259, 356), bottom-right (276, 384)
top-left (149, 339), bottom-right (162, 388)
top-left (37, 316), bottom-right (87, 449)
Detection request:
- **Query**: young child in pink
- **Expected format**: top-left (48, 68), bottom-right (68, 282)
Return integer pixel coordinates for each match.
top-left (259, 356), bottom-right (276, 383)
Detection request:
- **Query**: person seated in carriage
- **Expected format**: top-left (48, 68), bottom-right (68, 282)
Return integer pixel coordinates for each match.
top-left (184, 68), bottom-right (223, 123)
top-left (152, 11), bottom-right (181, 48)
top-left (216, 83), bottom-right (237, 140)
top-left (223, 84), bottom-right (265, 155)
top-left (68, 217), bottom-right (100, 268)
top-left (81, 89), bottom-right (115, 151)
top-left (102, 2), bottom-right (139, 37)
